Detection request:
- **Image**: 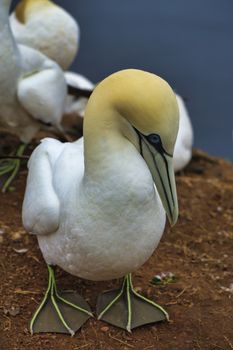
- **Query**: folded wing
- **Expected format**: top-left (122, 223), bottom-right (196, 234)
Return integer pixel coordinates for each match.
top-left (17, 62), bottom-right (67, 127)
top-left (22, 138), bottom-right (64, 235)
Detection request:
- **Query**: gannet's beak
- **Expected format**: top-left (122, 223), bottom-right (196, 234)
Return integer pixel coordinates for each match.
top-left (137, 131), bottom-right (179, 226)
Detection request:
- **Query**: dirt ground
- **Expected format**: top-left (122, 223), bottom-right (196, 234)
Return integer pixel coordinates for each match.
top-left (0, 134), bottom-right (232, 350)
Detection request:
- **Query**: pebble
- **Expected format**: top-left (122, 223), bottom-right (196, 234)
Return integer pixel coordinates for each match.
top-left (3, 306), bottom-right (20, 317)
top-left (11, 232), bottom-right (22, 241)
top-left (100, 326), bottom-right (109, 332)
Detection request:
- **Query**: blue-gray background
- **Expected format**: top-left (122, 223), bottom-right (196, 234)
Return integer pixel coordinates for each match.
top-left (12, 0), bottom-right (233, 158)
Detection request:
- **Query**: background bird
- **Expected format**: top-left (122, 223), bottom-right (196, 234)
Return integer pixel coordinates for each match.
top-left (23, 69), bottom-right (179, 335)
top-left (10, 0), bottom-right (79, 70)
top-left (10, 0), bottom-right (95, 123)
top-left (174, 94), bottom-right (193, 172)
top-left (0, 0), bottom-right (67, 192)
top-left (64, 72), bottom-right (94, 118)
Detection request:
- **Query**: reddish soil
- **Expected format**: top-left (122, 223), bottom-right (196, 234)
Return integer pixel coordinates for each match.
top-left (0, 135), bottom-right (232, 350)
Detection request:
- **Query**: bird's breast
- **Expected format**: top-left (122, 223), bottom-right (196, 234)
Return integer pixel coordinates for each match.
top-left (38, 147), bottom-right (166, 281)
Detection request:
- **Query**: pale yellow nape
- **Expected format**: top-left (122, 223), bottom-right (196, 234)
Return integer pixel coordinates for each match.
top-left (85, 69), bottom-right (179, 154)
top-left (15, 0), bottom-right (55, 23)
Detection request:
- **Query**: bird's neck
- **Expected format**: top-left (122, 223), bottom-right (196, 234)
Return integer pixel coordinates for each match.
top-left (0, 0), bottom-right (11, 24)
top-left (82, 98), bottom-right (156, 216)
top-left (0, 0), bottom-right (21, 87)
top-left (83, 104), bottom-right (122, 180)
top-left (83, 92), bottom-right (141, 186)
top-left (0, 0), bottom-right (15, 38)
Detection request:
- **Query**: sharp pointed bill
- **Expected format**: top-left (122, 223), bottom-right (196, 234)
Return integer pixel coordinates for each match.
top-left (135, 129), bottom-right (178, 226)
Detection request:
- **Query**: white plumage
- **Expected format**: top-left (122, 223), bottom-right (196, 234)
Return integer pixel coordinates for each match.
top-left (23, 137), bottom-right (166, 280)
top-left (64, 71), bottom-right (94, 118)
top-left (10, 0), bottom-right (79, 70)
top-left (10, 1), bottom-right (94, 122)
top-left (0, 0), bottom-right (67, 143)
top-left (174, 94), bottom-right (193, 172)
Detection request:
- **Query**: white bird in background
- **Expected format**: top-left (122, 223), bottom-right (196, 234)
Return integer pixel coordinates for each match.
top-left (174, 94), bottom-right (193, 172)
top-left (10, 0), bottom-right (79, 70)
top-left (65, 72), bottom-right (94, 118)
top-left (23, 69), bottom-right (179, 335)
top-left (10, 0), bottom-right (94, 121)
top-left (0, 0), bottom-right (67, 192)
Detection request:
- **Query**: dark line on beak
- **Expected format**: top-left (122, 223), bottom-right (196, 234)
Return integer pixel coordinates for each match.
top-left (134, 127), bottom-right (174, 215)
top-left (134, 128), bottom-right (143, 156)
top-left (142, 141), bottom-right (173, 219)
top-left (152, 153), bottom-right (173, 219)
top-left (160, 153), bottom-right (175, 206)
top-left (140, 131), bottom-right (174, 206)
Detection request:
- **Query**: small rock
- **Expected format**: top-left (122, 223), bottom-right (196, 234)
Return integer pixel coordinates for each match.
top-left (11, 232), bottom-right (22, 241)
top-left (217, 206), bottom-right (223, 212)
top-left (100, 326), bottom-right (109, 332)
top-left (3, 306), bottom-right (20, 317)
top-left (151, 272), bottom-right (178, 285)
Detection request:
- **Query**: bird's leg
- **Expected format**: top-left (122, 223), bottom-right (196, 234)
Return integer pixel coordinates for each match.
top-left (0, 143), bottom-right (27, 193)
top-left (97, 273), bottom-right (168, 332)
top-left (30, 265), bottom-right (93, 335)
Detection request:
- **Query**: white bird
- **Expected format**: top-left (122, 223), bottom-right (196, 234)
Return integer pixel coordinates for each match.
top-left (23, 69), bottom-right (179, 335)
top-left (10, 1), bottom-right (94, 131)
top-left (64, 71), bottom-right (94, 118)
top-left (10, 0), bottom-right (79, 70)
top-left (173, 94), bottom-right (193, 172)
top-left (0, 0), bottom-right (67, 192)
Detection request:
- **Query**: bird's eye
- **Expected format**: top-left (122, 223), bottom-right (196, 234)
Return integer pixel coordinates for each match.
top-left (147, 134), bottom-right (161, 145)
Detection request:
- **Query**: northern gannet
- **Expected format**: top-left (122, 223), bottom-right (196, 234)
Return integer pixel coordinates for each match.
top-left (64, 71), bottom-right (94, 118)
top-left (10, 1), bottom-right (93, 129)
top-left (174, 94), bottom-right (193, 172)
top-left (0, 0), bottom-right (67, 192)
top-left (10, 0), bottom-right (79, 70)
top-left (23, 69), bottom-right (179, 334)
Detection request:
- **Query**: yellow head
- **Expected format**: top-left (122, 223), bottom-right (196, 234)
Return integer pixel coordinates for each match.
top-left (85, 69), bottom-right (180, 225)
top-left (89, 69), bottom-right (179, 154)
top-left (15, 0), bottom-right (54, 23)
